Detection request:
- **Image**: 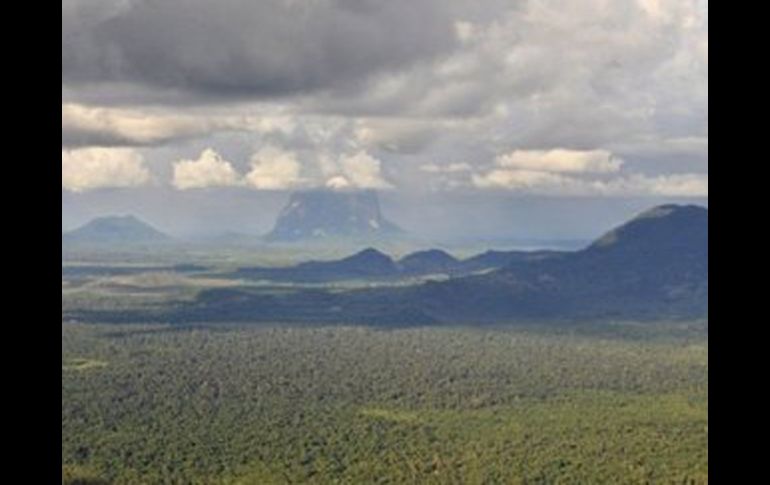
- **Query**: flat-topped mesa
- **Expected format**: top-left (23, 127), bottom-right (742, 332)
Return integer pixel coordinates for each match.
top-left (265, 190), bottom-right (403, 242)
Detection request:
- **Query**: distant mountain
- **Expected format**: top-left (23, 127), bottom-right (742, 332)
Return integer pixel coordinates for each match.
top-left (67, 205), bottom-right (709, 325)
top-left (233, 248), bottom-right (399, 282)
top-left (230, 246), bottom-right (567, 282)
top-left (297, 248), bottom-right (399, 278)
top-left (63, 215), bottom-right (172, 246)
top-left (265, 190), bottom-right (403, 242)
top-left (398, 249), bottom-right (459, 275)
top-left (412, 204), bottom-right (709, 321)
top-left (587, 204), bottom-right (708, 257)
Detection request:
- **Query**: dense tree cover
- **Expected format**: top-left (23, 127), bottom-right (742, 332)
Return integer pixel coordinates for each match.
top-left (63, 322), bottom-right (707, 484)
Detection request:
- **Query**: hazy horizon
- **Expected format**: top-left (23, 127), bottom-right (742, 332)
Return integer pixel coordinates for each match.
top-left (62, 0), bottom-right (707, 242)
top-left (63, 189), bottom-right (706, 242)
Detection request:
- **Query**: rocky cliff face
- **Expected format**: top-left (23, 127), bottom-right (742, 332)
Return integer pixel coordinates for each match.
top-left (265, 190), bottom-right (403, 242)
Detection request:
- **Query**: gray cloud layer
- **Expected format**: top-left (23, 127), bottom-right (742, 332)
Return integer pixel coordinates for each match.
top-left (63, 0), bottom-right (457, 99)
top-left (62, 0), bottom-right (708, 200)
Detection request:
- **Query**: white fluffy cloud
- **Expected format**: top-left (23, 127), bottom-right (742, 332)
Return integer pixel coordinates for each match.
top-left (420, 163), bottom-right (473, 174)
top-left (172, 146), bottom-right (394, 191)
top-left (621, 173), bottom-right (708, 197)
top-left (62, 148), bottom-right (151, 192)
top-left (473, 169), bottom-right (570, 191)
top-left (62, 103), bottom-right (297, 148)
top-left (172, 149), bottom-right (240, 190)
top-left (472, 168), bottom-right (707, 197)
top-left (495, 149), bottom-right (623, 174)
top-left (62, 104), bottom-right (209, 147)
top-left (321, 151), bottom-right (393, 190)
top-left (469, 145), bottom-right (707, 196)
top-left (315, 0), bottom-right (707, 164)
top-left (353, 118), bottom-right (441, 154)
top-left (169, 145), bottom-right (392, 191)
top-left (245, 146), bottom-right (304, 190)
top-left (325, 176), bottom-right (352, 190)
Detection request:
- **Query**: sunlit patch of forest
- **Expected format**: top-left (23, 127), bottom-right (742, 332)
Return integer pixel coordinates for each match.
top-left (62, 322), bottom-right (707, 484)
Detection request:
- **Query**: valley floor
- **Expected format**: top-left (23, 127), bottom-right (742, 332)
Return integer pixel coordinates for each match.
top-left (62, 321), bottom-right (707, 484)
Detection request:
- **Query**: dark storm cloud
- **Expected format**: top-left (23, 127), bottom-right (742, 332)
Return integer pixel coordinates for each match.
top-left (62, 0), bottom-right (458, 100)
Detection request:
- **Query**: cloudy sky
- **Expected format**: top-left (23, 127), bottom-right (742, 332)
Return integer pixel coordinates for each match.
top-left (62, 0), bottom-right (707, 240)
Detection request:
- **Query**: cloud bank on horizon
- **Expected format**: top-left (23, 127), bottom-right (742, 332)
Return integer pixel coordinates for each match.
top-left (61, 0), bottom-right (707, 197)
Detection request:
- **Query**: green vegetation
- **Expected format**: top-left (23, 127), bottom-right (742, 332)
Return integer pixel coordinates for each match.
top-left (62, 322), bottom-right (707, 484)
top-left (63, 357), bottom-right (108, 371)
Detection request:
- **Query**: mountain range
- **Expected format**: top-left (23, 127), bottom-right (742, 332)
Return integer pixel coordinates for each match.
top-left (68, 204), bottom-right (708, 325)
top-left (406, 204), bottom-right (708, 322)
top-left (230, 247), bottom-right (565, 282)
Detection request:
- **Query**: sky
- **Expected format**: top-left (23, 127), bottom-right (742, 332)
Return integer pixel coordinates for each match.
top-left (62, 0), bottom-right (708, 241)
